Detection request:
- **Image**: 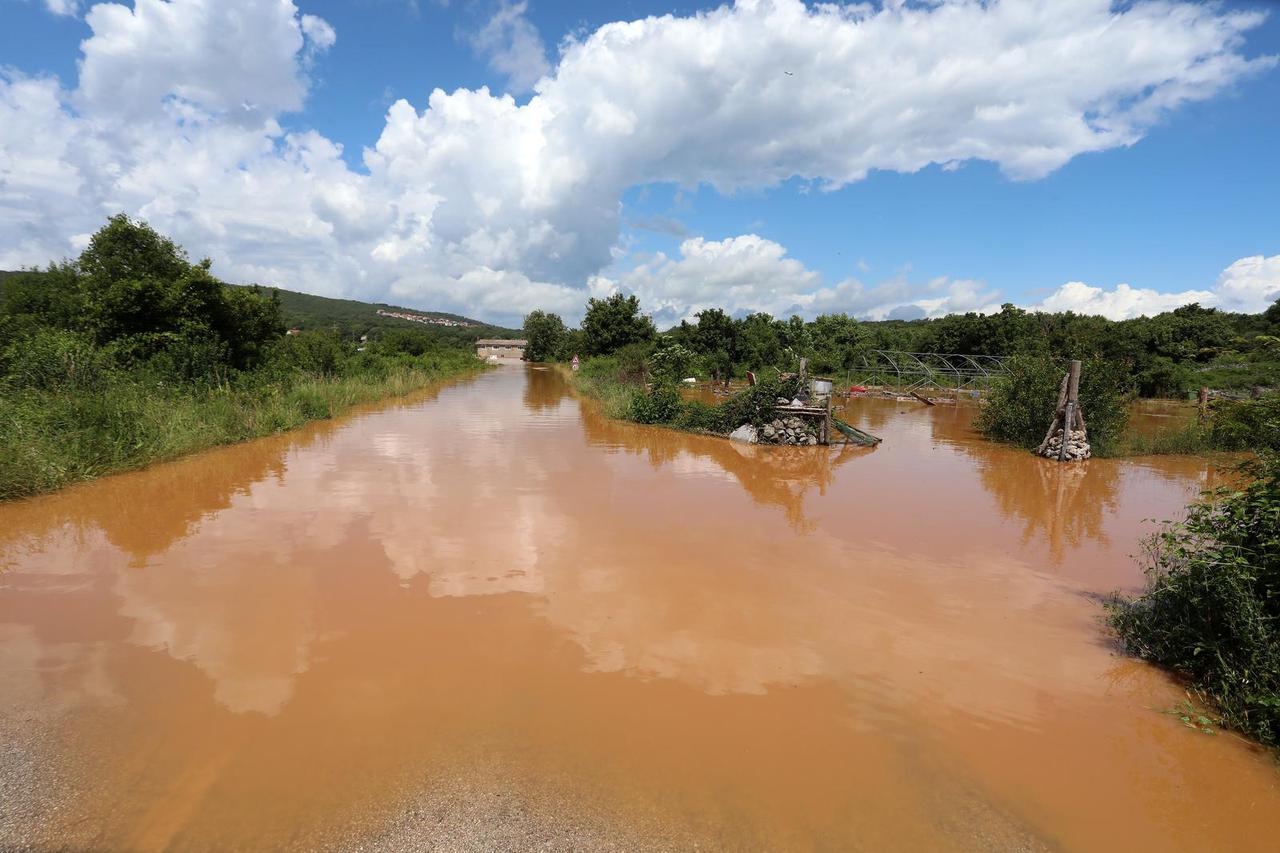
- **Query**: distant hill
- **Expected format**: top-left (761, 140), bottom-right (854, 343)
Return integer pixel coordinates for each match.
top-left (262, 287), bottom-right (521, 341)
top-left (0, 269), bottom-right (521, 343)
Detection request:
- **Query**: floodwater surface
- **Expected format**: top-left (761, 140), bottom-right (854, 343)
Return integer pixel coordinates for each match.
top-left (1, 366), bottom-right (1277, 851)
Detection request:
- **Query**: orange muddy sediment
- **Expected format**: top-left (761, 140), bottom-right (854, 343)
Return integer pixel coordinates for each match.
top-left (0, 365), bottom-right (1276, 851)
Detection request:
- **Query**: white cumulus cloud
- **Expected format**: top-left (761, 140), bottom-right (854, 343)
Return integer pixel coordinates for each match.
top-left (1034, 254), bottom-right (1280, 320)
top-left (0, 0), bottom-right (1274, 325)
top-left (598, 234), bottom-right (1003, 326)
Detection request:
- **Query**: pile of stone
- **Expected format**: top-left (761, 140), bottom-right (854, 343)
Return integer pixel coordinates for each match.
top-left (762, 416), bottom-right (820, 446)
top-left (1040, 427), bottom-right (1091, 461)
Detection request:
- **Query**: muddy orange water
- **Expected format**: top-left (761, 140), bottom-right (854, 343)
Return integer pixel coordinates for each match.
top-left (2, 366), bottom-right (1277, 851)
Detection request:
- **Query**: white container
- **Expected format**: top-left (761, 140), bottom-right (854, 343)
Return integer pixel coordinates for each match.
top-left (811, 379), bottom-right (833, 396)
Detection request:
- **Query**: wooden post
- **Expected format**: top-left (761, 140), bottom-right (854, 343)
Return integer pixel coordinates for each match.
top-left (909, 390), bottom-right (936, 407)
top-left (1057, 360), bottom-right (1081, 462)
top-left (1198, 387), bottom-right (1209, 424)
top-left (1037, 374), bottom-right (1070, 455)
top-left (824, 392), bottom-right (832, 445)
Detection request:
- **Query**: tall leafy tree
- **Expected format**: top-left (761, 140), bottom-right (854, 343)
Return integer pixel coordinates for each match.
top-left (522, 309), bottom-right (568, 361)
top-left (581, 293), bottom-right (655, 356)
top-left (76, 214), bottom-right (282, 372)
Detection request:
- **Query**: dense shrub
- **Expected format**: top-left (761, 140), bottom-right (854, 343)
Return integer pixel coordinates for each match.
top-left (1109, 454), bottom-right (1280, 748)
top-left (671, 400), bottom-right (725, 433)
top-left (1135, 356), bottom-right (1194, 398)
top-left (583, 362), bottom-right (804, 436)
top-left (975, 355), bottom-right (1131, 455)
top-left (627, 383), bottom-right (684, 424)
top-left (1209, 396), bottom-right (1280, 451)
top-left (648, 339), bottom-right (696, 384)
top-left (271, 329), bottom-right (351, 376)
top-left (1, 327), bottom-right (109, 391)
top-left (613, 341), bottom-right (654, 383)
top-left (581, 293), bottom-right (656, 356)
top-left (715, 376), bottom-right (804, 429)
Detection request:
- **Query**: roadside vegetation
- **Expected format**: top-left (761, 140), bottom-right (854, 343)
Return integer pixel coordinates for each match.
top-left (1109, 453), bottom-right (1280, 749)
top-left (0, 215), bottom-right (485, 501)
top-left (523, 292), bottom-right (1280, 397)
top-left (524, 291), bottom-right (1280, 455)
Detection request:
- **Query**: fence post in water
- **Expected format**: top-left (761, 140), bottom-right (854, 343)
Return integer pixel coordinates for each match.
top-left (1057, 360), bottom-right (1082, 462)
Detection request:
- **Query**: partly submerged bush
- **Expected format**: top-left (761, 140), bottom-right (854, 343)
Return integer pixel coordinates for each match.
top-left (976, 355), bottom-right (1131, 455)
top-left (627, 374), bottom-right (800, 434)
top-left (715, 375), bottom-right (804, 430)
top-left (1108, 454), bottom-right (1280, 748)
top-left (648, 338), bottom-right (696, 385)
top-left (627, 383), bottom-right (683, 424)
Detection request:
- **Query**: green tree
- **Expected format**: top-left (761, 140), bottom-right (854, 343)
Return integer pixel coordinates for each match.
top-left (0, 263), bottom-right (84, 328)
top-left (809, 313), bottom-right (866, 373)
top-left (689, 308), bottom-right (738, 380)
top-left (737, 312), bottom-right (783, 371)
top-left (76, 215), bottom-right (281, 373)
top-left (522, 309), bottom-right (568, 361)
top-left (581, 293), bottom-right (656, 356)
top-left (78, 213), bottom-right (192, 286)
top-left (648, 337), bottom-right (695, 383)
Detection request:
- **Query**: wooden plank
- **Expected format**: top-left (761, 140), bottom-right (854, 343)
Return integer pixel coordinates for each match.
top-left (909, 390), bottom-right (936, 407)
top-left (773, 406), bottom-right (829, 416)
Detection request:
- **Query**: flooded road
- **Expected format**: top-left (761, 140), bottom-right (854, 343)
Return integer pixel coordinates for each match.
top-left (1, 366), bottom-right (1277, 851)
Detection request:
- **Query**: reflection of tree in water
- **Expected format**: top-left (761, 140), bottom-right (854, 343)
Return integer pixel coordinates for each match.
top-left (577, 395), bottom-right (871, 531)
top-left (977, 454), bottom-right (1122, 563)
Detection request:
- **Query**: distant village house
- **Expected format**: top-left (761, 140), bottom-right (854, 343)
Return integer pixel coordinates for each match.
top-left (475, 339), bottom-right (527, 360)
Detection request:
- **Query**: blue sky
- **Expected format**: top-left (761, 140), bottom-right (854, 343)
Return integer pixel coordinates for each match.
top-left (1, 0), bottom-right (1278, 325)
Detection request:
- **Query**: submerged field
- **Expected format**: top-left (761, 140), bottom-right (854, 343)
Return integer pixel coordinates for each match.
top-left (1, 364), bottom-right (1278, 851)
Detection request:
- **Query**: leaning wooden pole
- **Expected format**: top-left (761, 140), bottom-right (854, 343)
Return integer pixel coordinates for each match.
top-left (1057, 360), bottom-right (1081, 462)
top-left (1036, 374), bottom-right (1069, 455)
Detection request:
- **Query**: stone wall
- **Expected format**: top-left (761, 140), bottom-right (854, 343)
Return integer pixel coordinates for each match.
top-left (760, 415), bottom-right (820, 446)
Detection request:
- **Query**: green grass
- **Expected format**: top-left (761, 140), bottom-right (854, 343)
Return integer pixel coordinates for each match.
top-left (1113, 422), bottom-right (1218, 456)
top-left (564, 357), bottom-right (637, 419)
top-left (0, 354), bottom-right (486, 501)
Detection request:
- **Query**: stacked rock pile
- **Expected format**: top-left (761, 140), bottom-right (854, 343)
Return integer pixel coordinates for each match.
top-left (1040, 427), bottom-right (1091, 461)
top-left (762, 415), bottom-right (820, 446)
